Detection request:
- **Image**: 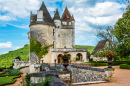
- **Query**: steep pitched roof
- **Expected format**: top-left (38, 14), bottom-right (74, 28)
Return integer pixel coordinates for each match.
top-left (53, 8), bottom-right (60, 20)
top-left (91, 39), bottom-right (107, 55)
top-left (39, 1), bottom-right (54, 24)
top-left (61, 7), bottom-right (72, 21)
top-left (71, 15), bottom-right (75, 21)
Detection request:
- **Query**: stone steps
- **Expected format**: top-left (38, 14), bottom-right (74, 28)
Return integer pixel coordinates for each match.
top-left (71, 81), bottom-right (108, 85)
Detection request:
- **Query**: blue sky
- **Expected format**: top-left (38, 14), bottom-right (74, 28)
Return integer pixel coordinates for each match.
top-left (0, 0), bottom-right (127, 55)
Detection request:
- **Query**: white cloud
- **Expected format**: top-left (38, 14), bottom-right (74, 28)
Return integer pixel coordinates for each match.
top-left (7, 23), bottom-right (29, 29)
top-left (0, 42), bottom-right (12, 48)
top-left (12, 46), bottom-right (22, 50)
top-left (62, 0), bottom-right (126, 45)
top-left (0, 42), bottom-right (22, 50)
top-left (0, 0), bottom-right (40, 21)
top-left (0, 15), bottom-right (16, 21)
top-left (48, 7), bottom-right (55, 12)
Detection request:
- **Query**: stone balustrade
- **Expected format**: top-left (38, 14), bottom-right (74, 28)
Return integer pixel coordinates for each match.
top-left (51, 48), bottom-right (87, 52)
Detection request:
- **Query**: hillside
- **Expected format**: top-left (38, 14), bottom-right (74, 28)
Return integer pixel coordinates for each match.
top-left (0, 44), bottom-right (29, 69)
top-left (0, 44), bottom-right (95, 69)
top-left (75, 45), bottom-right (95, 54)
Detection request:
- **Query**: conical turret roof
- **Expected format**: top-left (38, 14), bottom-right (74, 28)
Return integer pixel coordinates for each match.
top-left (39, 1), bottom-right (54, 24)
top-left (53, 8), bottom-right (60, 20)
top-left (61, 7), bottom-right (72, 21)
top-left (71, 15), bottom-right (75, 21)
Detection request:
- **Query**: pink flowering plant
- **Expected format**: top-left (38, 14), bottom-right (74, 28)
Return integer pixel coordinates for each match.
top-left (104, 52), bottom-right (116, 57)
top-left (60, 52), bottom-right (71, 59)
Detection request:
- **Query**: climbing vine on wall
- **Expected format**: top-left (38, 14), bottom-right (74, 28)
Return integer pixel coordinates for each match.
top-left (30, 38), bottom-right (52, 59)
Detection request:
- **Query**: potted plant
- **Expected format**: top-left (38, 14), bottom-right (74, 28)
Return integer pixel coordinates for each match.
top-left (104, 52), bottom-right (116, 68)
top-left (60, 52), bottom-right (71, 71)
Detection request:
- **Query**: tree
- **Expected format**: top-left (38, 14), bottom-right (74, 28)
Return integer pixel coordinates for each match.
top-left (96, 26), bottom-right (118, 61)
top-left (96, 26), bottom-right (118, 52)
top-left (15, 56), bottom-right (21, 60)
top-left (113, 5), bottom-right (130, 59)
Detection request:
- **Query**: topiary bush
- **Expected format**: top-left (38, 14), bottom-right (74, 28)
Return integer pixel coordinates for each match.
top-left (91, 63), bottom-right (108, 66)
top-left (9, 69), bottom-right (22, 75)
top-left (120, 64), bottom-right (128, 69)
top-left (127, 65), bottom-right (130, 69)
top-left (120, 64), bottom-right (130, 69)
top-left (89, 58), bottom-right (93, 62)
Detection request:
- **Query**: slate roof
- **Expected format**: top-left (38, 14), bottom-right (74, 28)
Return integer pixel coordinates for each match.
top-left (30, 1), bottom-right (55, 26)
top-left (53, 8), bottom-right (60, 20)
top-left (39, 1), bottom-right (54, 24)
top-left (61, 7), bottom-right (72, 21)
top-left (71, 15), bottom-right (75, 21)
top-left (91, 39), bottom-right (107, 55)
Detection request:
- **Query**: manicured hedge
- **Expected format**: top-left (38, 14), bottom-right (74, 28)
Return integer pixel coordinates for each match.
top-left (112, 61), bottom-right (130, 66)
top-left (120, 64), bottom-right (130, 69)
top-left (91, 63), bottom-right (108, 66)
top-left (91, 61), bottom-right (130, 66)
top-left (0, 69), bottom-right (22, 77)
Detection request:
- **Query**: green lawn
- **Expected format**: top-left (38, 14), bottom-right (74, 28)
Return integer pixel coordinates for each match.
top-left (0, 76), bottom-right (18, 86)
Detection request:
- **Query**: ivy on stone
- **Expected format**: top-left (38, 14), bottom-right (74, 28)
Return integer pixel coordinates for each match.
top-left (30, 38), bottom-right (52, 59)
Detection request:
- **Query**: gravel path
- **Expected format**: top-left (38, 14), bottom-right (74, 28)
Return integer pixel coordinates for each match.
top-left (79, 66), bottom-right (130, 86)
top-left (5, 67), bottom-right (29, 86)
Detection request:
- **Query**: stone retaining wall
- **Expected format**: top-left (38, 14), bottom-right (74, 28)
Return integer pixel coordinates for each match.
top-left (71, 65), bottom-right (115, 83)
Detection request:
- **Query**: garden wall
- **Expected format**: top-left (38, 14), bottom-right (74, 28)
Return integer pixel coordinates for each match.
top-left (71, 65), bottom-right (115, 83)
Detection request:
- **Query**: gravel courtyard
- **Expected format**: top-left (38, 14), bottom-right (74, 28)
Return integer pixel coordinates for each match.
top-left (79, 66), bottom-right (130, 86)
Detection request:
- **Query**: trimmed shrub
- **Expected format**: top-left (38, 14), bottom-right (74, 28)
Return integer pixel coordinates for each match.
top-left (120, 64), bottom-right (130, 69)
top-left (120, 64), bottom-right (128, 69)
top-left (112, 61), bottom-right (130, 66)
top-left (89, 58), bottom-right (93, 62)
top-left (127, 65), bottom-right (130, 69)
top-left (91, 63), bottom-right (108, 66)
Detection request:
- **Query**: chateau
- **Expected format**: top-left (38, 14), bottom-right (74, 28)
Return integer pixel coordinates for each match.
top-left (29, 2), bottom-right (89, 72)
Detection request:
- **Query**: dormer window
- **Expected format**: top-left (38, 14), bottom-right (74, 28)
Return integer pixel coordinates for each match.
top-left (62, 22), bottom-right (67, 25)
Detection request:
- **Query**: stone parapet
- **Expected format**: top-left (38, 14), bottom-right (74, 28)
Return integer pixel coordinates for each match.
top-left (104, 68), bottom-right (115, 82)
top-left (71, 65), bottom-right (115, 83)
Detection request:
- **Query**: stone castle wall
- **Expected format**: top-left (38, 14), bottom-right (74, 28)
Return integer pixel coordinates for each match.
top-left (30, 24), bottom-right (55, 45)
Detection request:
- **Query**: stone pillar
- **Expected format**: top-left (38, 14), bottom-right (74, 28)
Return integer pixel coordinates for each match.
top-left (83, 53), bottom-right (87, 62)
top-left (104, 68), bottom-right (115, 82)
top-left (18, 63), bottom-right (20, 69)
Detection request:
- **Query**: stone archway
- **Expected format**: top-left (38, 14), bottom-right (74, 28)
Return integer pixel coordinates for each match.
top-left (76, 53), bottom-right (83, 61)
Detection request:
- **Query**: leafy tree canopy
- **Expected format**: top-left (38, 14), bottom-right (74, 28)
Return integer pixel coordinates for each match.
top-left (114, 6), bottom-right (130, 58)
